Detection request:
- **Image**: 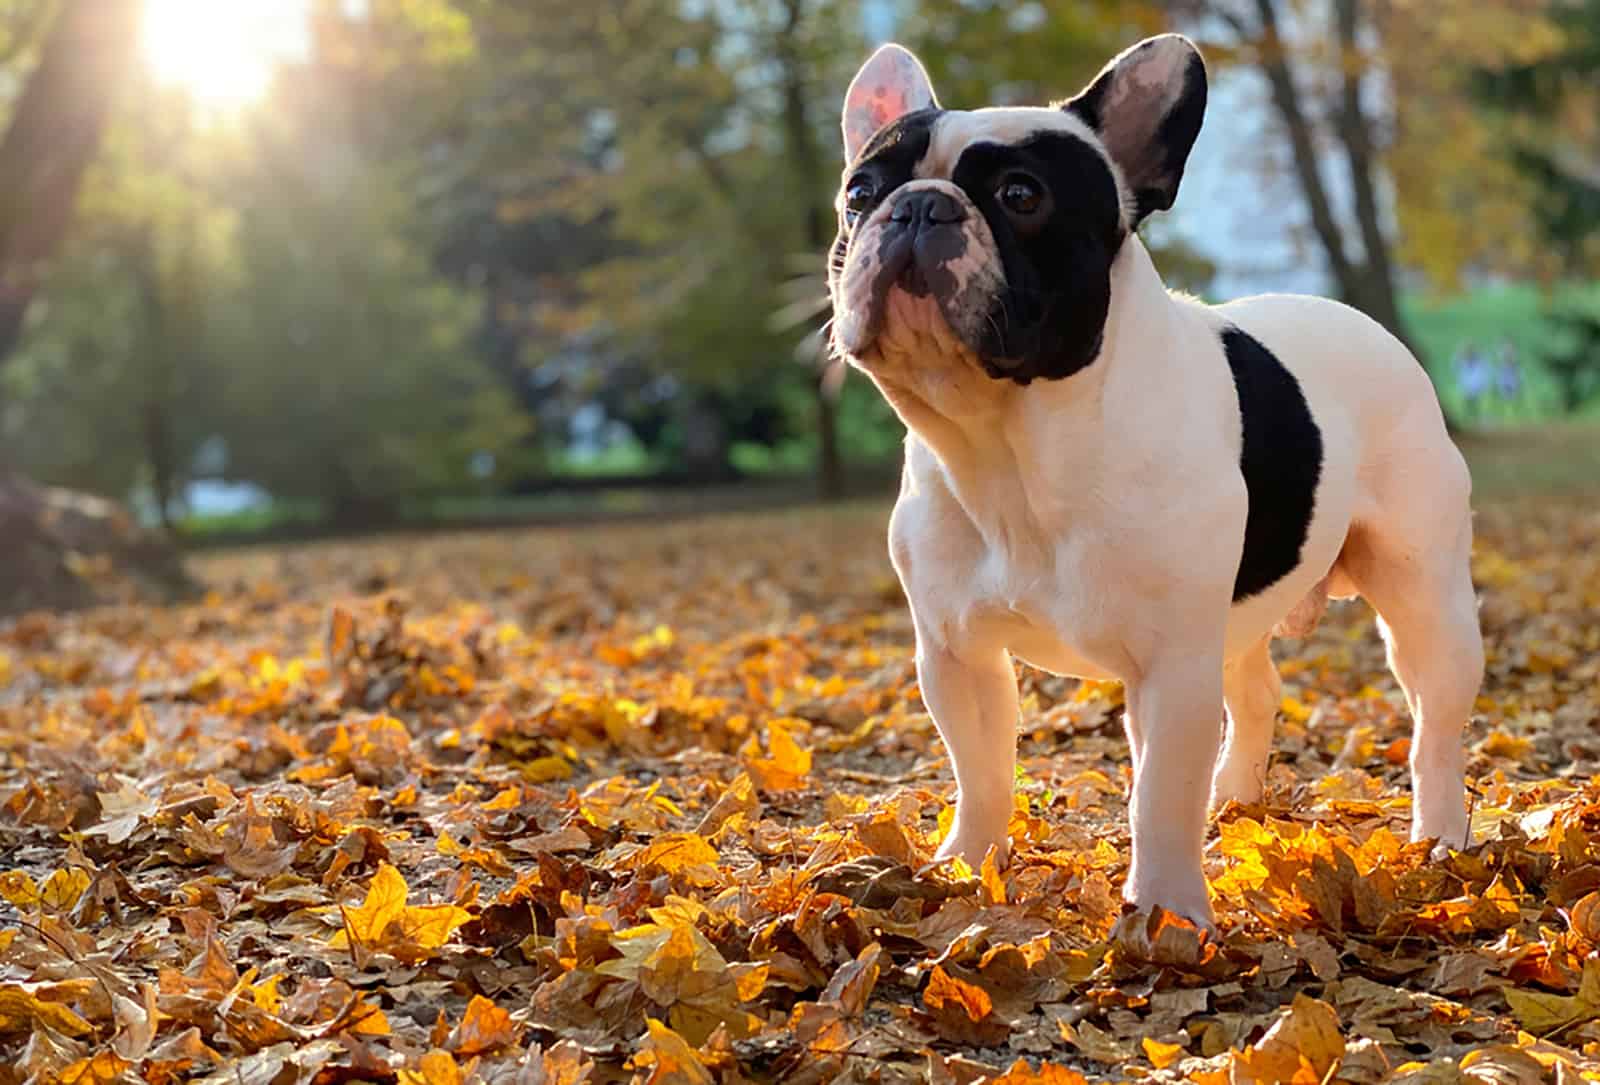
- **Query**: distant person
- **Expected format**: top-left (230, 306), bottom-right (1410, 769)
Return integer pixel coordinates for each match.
top-left (1455, 343), bottom-right (1490, 420)
top-left (1494, 340), bottom-right (1522, 414)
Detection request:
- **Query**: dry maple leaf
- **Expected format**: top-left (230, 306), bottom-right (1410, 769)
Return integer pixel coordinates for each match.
top-left (329, 862), bottom-right (472, 962)
top-left (1232, 992), bottom-right (1347, 1084)
top-left (0, 985), bottom-right (94, 1038)
top-left (1504, 957), bottom-right (1600, 1034)
top-left (744, 717), bottom-right (812, 791)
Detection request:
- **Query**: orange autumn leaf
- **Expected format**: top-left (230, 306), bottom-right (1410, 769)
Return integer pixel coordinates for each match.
top-left (626, 833), bottom-right (720, 877)
top-left (923, 965), bottom-right (992, 1023)
top-left (989, 1060), bottom-right (1091, 1085)
top-left (1142, 1036), bottom-right (1184, 1069)
top-left (744, 717), bottom-right (812, 791)
top-left (58, 1052), bottom-right (130, 1085)
top-left (448, 995), bottom-right (521, 1057)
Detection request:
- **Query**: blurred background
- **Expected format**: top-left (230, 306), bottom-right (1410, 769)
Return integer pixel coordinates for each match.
top-left (0, 0), bottom-right (1596, 613)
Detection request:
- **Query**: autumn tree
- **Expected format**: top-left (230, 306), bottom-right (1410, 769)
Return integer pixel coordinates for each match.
top-left (1175, 0), bottom-right (1571, 386)
top-left (1471, 0), bottom-right (1600, 273)
top-left (0, 0), bottom-right (193, 614)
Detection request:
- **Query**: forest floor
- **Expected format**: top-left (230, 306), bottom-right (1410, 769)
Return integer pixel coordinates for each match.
top-left (0, 473), bottom-right (1598, 1082)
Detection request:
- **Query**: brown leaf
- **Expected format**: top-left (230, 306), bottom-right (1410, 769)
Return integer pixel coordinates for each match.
top-left (1232, 993), bottom-right (1347, 1085)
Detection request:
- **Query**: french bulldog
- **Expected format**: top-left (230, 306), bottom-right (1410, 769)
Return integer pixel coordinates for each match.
top-left (828, 34), bottom-right (1483, 926)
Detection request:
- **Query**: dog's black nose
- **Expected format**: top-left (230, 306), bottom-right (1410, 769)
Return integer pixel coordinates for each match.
top-left (890, 189), bottom-right (965, 229)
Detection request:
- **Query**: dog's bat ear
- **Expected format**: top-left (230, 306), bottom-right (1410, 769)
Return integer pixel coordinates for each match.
top-left (841, 44), bottom-right (939, 163)
top-left (1063, 34), bottom-right (1207, 227)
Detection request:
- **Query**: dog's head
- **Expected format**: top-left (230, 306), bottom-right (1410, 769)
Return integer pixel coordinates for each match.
top-left (829, 36), bottom-right (1206, 386)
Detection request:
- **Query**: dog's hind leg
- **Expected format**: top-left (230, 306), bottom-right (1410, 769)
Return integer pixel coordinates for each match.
top-left (1340, 461), bottom-right (1482, 849)
top-left (1212, 636), bottom-right (1280, 808)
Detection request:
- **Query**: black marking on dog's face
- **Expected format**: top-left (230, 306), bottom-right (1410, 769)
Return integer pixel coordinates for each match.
top-left (843, 108), bottom-right (943, 212)
top-left (1221, 326), bottom-right (1324, 602)
top-left (950, 132), bottom-right (1124, 382)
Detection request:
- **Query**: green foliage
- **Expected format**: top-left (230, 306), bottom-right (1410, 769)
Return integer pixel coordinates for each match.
top-left (898, 0), bottom-right (1159, 107)
top-left (210, 146), bottom-right (526, 517)
top-left (1, 83), bottom-right (228, 508)
top-left (1471, 0), bottom-right (1600, 271)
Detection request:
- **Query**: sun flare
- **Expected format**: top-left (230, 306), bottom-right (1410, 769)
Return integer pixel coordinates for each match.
top-left (142, 0), bottom-right (307, 109)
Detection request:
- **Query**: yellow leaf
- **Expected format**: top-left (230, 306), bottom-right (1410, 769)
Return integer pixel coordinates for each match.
top-left (39, 868), bottom-right (91, 911)
top-left (348, 994), bottom-right (391, 1036)
top-left (989, 1062), bottom-right (1091, 1085)
top-left (980, 847), bottom-right (1006, 906)
top-left (1480, 730), bottom-right (1533, 759)
top-left (1505, 959), bottom-right (1600, 1032)
top-left (0, 871), bottom-right (39, 909)
top-left (1142, 1036), bottom-right (1184, 1069)
top-left (746, 717), bottom-right (812, 791)
top-left (392, 903), bottom-right (473, 954)
top-left (630, 833), bottom-right (719, 876)
top-left (331, 862), bottom-right (409, 949)
top-left (398, 1050), bottom-right (463, 1085)
top-left (1232, 993), bottom-right (1345, 1084)
top-left (325, 606), bottom-right (356, 665)
top-left (519, 756), bottom-right (574, 783)
top-left (250, 974), bottom-right (282, 1015)
top-left (632, 1018), bottom-right (713, 1085)
top-left (0, 985), bottom-right (94, 1038)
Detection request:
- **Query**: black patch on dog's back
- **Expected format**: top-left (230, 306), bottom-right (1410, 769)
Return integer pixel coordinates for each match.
top-left (1221, 325), bottom-right (1323, 602)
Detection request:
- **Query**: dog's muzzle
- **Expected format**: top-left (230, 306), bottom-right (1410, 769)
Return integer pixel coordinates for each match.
top-left (882, 189), bottom-right (967, 298)
top-left (833, 182), bottom-right (1001, 360)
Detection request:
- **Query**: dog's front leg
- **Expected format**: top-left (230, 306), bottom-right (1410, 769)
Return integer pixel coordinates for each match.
top-left (917, 639), bottom-right (1018, 867)
top-left (1124, 650), bottom-right (1225, 927)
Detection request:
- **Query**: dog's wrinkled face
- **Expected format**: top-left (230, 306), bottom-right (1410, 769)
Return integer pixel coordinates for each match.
top-left (830, 36), bottom-right (1207, 387)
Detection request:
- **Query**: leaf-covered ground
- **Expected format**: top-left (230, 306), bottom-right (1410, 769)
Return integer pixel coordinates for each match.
top-left (1, 496), bottom-right (1599, 1084)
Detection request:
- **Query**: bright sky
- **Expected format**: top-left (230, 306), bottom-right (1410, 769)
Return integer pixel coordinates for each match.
top-left (141, 0), bottom-right (310, 109)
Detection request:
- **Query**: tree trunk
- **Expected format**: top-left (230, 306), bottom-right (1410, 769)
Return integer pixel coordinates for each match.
top-left (1330, 0), bottom-right (1416, 358)
top-left (0, 0), bottom-right (193, 613)
top-left (1244, 0), bottom-right (1361, 304)
top-left (130, 226), bottom-right (178, 532)
top-left (776, 0), bottom-right (845, 501)
top-left (0, 0), bottom-right (144, 365)
top-left (1231, 0), bottom-right (1456, 426)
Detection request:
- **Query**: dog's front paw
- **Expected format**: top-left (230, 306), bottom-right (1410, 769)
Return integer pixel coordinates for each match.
top-left (1210, 763), bottom-right (1265, 810)
top-left (934, 825), bottom-right (1010, 870)
top-left (1123, 870), bottom-right (1214, 931)
top-left (1413, 806), bottom-right (1470, 858)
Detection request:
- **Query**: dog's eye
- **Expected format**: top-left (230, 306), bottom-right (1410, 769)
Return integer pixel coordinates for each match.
top-left (843, 178), bottom-right (876, 225)
top-left (997, 176), bottom-right (1044, 216)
